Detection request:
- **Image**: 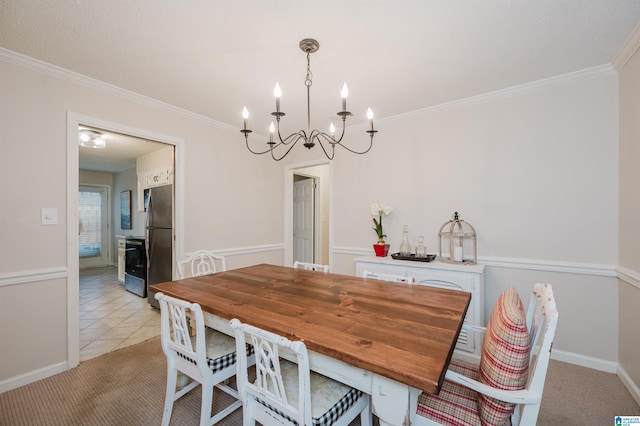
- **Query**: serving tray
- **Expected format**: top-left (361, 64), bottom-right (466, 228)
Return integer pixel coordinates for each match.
top-left (390, 253), bottom-right (437, 262)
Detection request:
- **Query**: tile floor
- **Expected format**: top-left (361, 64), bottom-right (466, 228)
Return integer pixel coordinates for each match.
top-left (79, 266), bottom-right (160, 361)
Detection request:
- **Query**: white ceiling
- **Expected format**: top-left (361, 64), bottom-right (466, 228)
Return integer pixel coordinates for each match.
top-left (78, 127), bottom-right (169, 173)
top-left (2, 1), bottom-right (640, 169)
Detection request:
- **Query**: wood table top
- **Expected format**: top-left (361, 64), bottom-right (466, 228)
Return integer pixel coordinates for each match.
top-left (150, 263), bottom-right (471, 394)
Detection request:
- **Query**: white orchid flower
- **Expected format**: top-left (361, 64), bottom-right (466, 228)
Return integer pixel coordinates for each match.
top-left (380, 202), bottom-right (393, 216)
top-left (370, 202), bottom-right (393, 217)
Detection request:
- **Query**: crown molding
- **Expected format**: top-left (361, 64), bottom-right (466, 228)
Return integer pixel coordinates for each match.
top-left (613, 20), bottom-right (640, 70)
top-left (1, 46), bottom-right (621, 134)
top-left (0, 47), bottom-right (237, 132)
top-left (379, 64), bottom-right (616, 126)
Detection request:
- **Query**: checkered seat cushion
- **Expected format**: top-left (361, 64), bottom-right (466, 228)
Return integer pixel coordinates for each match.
top-left (258, 359), bottom-right (366, 426)
top-left (177, 328), bottom-right (254, 374)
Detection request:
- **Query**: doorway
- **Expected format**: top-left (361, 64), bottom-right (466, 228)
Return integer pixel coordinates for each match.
top-left (285, 161), bottom-right (331, 267)
top-left (67, 112), bottom-right (185, 369)
top-left (293, 175), bottom-right (317, 264)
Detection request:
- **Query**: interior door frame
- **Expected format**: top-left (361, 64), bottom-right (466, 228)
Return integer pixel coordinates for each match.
top-left (284, 159), bottom-right (331, 267)
top-left (66, 112), bottom-right (185, 369)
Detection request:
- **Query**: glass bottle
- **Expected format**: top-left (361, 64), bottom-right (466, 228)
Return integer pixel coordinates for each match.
top-left (399, 225), bottom-right (412, 256)
top-left (415, 235), bottom-right (426, 257)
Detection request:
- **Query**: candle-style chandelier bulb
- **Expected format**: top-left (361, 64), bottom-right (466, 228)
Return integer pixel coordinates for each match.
top-left (240, 38), bottom-right (377, 161)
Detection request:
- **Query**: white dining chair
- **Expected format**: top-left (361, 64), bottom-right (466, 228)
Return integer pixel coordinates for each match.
top-left (178, 249), bottom-right (226, 278)
top-left (293, 260), bottom-right (329, 272)
top-left (155, 292), bottom-right (254, 426)
top-left (415, 283), bottom-right (559, 426)
top-left (362, 270), bottom-right (415, 283)
top-left (230, 318), bottom-right (372, 426)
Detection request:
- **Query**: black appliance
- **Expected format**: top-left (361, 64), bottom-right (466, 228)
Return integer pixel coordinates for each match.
top-left (145, 184), bottom-right (173, 309)
top-left (124, 237), bottom-right (147, 297)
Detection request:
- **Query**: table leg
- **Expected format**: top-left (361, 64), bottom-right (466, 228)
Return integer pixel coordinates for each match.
top-left (372, 375), bottom-right (421, 426)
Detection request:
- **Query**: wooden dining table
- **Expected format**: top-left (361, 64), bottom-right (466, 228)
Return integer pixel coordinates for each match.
top-left (150, 263), bottom-right (470, 426)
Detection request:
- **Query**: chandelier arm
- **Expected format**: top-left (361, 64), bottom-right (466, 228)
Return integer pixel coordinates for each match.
top-left (330, 116), bottom-right (348, 144)
top-left (244, 134), bottom-right (280, 155)
top-left (276, 122), bottom-right (307, 146)
top-left (270, 136), bottom-right (305, 161)
top-left (317, 131), bottom-right (374, 155)
top-left (309, 132), bottom-right (335, 160)
top-left (243, 129), bottom-right (305, 155)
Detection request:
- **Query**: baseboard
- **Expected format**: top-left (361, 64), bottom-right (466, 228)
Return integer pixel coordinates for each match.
top-left (454, 347), bottom-right (619, 375)
top-left (0, 361), bottom-right (68, 394)
top-left (617, 365), bottom-right (640, 407)
top-left (551, 349), bottom-right (618, 373)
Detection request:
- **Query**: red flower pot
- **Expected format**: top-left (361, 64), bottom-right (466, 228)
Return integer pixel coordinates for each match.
top-left (373, 243), bottom-right (390, 257)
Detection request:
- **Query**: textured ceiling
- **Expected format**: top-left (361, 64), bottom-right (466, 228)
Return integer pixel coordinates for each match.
top-left (2, 1), bottom-right (640, 169)
top-left (78, 127), bottom-right (169, 173)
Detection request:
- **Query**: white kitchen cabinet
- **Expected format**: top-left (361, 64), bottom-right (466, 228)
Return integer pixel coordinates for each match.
top-left (355, 256), bottom-right (485, 355)
top-left (117, 235), bottom-right (127, 283)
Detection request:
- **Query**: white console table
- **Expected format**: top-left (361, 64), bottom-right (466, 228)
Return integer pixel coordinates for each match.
top-left (355, 256), bottom-right (485, 356)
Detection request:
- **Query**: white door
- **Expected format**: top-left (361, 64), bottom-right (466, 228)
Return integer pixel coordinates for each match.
top-left (293, 177), bottom-right (315, 263)
top-left (78, 185), bottom-right (110, 269)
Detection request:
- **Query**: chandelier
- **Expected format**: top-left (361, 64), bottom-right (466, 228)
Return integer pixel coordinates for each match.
top-left (241, 38), bottom-right (377, 161)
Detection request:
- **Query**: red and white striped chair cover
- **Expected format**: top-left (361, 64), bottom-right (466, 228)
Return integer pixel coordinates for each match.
top-left (415, 283), bottom-right (559, 426)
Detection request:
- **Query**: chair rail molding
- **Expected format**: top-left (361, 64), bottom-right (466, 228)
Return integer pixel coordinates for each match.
top-left (185, 243), bottom-right (284, 258)
top-left (617, 266), bottom-right (640, 290)
top-left (0, 267), bottom-right (67, 288)
top-left (333, 246), bottom-right (617, 277)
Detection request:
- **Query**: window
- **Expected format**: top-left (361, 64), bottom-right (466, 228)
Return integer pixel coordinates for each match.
top-left (78, 189), bottom-right (103, 258)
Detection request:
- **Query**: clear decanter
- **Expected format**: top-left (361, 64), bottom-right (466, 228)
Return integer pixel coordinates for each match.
top-left (399, 225), bottom-right (412, 256)
top-left (415, 235), bottom-right (426, 257)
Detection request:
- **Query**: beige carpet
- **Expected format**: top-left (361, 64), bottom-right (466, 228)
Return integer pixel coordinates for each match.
top-left (0, 337), bottom-right (638, 425)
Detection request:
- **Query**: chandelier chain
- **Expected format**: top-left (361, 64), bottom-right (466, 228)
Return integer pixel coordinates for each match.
top-left (305, 52), bottom-right (313, 88)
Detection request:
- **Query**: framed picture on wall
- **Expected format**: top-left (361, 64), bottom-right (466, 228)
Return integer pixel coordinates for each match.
top-left (143, 188), bottom-right (150, 212)
top-left (121, 190), bottom-right (132, 230)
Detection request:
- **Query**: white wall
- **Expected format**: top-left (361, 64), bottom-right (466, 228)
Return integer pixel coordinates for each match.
top-left (325, 69), bottom-right (620, 369)
top-left (618, 33), bottom-right (640, 401)
top-left (330, 72), bottom-right (618, 264)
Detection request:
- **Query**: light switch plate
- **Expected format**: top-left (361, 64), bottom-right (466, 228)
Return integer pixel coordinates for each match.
top-left (41, 207), bottom-right (58, 225)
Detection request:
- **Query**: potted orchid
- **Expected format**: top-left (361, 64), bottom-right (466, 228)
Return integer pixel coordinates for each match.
top-left (370, 202), bottom-right (393, 256)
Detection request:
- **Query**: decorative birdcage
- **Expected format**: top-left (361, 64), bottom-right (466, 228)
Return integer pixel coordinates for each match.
top-left (438, 212), bottom-right (477, 264)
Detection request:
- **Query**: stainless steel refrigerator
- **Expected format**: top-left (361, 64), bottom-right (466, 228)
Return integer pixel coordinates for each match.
top-left (145, 184), bottom-right (173, 309)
